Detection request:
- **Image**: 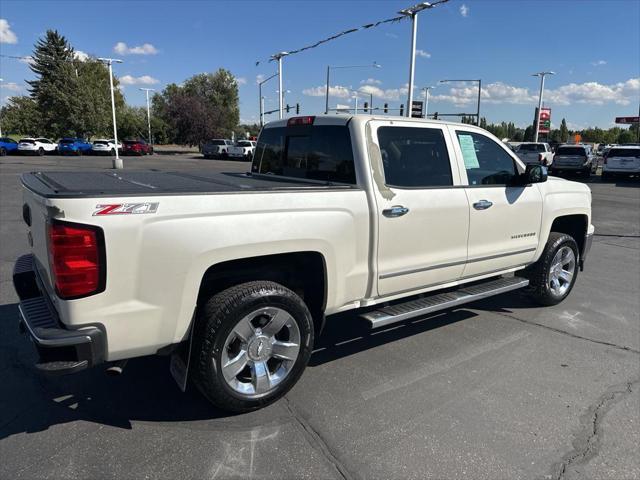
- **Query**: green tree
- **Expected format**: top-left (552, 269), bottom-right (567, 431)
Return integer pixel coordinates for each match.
top-left (0, 96), bottom-right (41, 135)
top-left (559, 118), bottom-right (569, 143)
top-left (524, 125), bottom-right (534, 141)
top-left (153, 69), bottom-right (240, 145)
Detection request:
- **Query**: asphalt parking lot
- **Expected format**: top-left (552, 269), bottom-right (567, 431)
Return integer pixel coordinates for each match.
top-left (0, 153), bottom-right (638, 480)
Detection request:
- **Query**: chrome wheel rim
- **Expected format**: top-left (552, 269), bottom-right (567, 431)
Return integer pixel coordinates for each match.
top-left (221, 307), bottom-right (301, 398)
top-left (548, 246), bottom-right (576, 297)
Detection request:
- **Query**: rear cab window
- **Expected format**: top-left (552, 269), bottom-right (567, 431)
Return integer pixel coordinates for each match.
top-left (252, 124), bottom-right (356, 184)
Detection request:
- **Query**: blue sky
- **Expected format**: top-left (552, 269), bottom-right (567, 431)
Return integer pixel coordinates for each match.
top-left (1, 0), bottom-right (638, 129)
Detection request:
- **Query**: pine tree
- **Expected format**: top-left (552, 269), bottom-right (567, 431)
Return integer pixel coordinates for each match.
top-left (559, 118), bottom-right (569, 143)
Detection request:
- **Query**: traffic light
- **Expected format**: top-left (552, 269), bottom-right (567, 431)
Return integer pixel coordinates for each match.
top-left (364, 102), bottom-right (369, 113)
top-left (399, 104), bottom-right (404, 116)
top-left (296, 103), bottom-right (299, 114)
top-left (384, 103), bottom-right (388, 114)
top-left (286, 104), bottom-right (290, 113)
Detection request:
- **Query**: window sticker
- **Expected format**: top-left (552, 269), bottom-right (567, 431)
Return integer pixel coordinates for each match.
top-left (458, 134), bottom-right (480, 169)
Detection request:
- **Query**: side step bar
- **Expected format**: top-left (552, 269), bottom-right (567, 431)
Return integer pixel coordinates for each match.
top-left (361, 276), bottom-right (529, 329)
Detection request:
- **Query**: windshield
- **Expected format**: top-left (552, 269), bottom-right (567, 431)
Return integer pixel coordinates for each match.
top-left (209, 140), bottom-right (226, 145)
top-left (94, 141), bottom-right (109, 145)
top-left (556, 147), bottom-right (587, 156)
top-left (124, 140), bottom-right (140, 145)
top-left (518, 144), bottom-right (545, 152)
top-left (19, 139), bottom-right (35, 144)
top-left (608, 148), bottom-right (640, 158)
top-left (237, 141), bottom-right (252, 147)
top-left (252, 125), bottom-right (355, 184)
top-left (59, 139), bottom-right (75, 144)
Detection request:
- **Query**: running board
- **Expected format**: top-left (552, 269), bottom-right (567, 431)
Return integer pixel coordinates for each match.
top-left (361, 277), bottom-right (529, 329)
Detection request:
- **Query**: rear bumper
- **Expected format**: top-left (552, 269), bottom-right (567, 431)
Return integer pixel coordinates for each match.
top-left (13, 254), bottom-right (106, 375)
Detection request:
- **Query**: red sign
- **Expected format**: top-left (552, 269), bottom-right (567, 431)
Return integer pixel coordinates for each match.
top-left (538, 107), bottom-right (551, 133)
top-left (615, 116), bottom-right (640, 124)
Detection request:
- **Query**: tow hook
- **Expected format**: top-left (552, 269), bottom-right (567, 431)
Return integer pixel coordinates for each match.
top-left (105, 360), bottom-right (128, 376)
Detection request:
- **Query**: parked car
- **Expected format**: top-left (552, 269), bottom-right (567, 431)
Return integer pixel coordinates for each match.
top-left (58, 138), bottom-right (93, 155)
top-left (17, 137), bottom-right (57, 155)
top-left (601, 146), bottom-right (640, 180)
top-left (515, 142), bottom-right (554, 166)
top-left (202, 139), bottom-right (233, 159)
top-left (0, 137), bottom-right (19, 156)
top-left (549, 144), bottom-right (595, 176)
top-left (227, 140), bottom-right (257, 160)
top-left (122, 139), bottom-right (153, 155)
top-left (91, 139), bottom-right (121, 156)
top-left (14, 114), bottom-right (594, 412)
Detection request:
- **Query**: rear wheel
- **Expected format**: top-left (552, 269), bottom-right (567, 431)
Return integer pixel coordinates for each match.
top-left (523, 232), bottom-right (579, 306)
top-left (38, 147), bottom-right (44, 156)
top-left (191, 281), bottom-right (314, 412)
top-left (0, 147), bottom-right (6, 157)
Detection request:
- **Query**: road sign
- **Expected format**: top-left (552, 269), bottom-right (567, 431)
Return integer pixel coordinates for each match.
top-left (411, 100), bottom-right (423, 118)
top-left (615, 116), bottom-right (640, 124)
top-left (538, 107), bottom-right (551, 133)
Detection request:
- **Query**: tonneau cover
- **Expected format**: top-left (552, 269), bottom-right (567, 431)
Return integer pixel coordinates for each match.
top-left (21, 171), bottom-right (353, 198)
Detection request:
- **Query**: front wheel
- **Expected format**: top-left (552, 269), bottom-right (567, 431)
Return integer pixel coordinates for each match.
top-left (0, 147), bottom-right (6, 157)
top-left (191, 281), bottom-right (314, 412)
top-left (523, 232), bottom-right (579, 306)
top-left (38, 148), bottom-right (44, 156)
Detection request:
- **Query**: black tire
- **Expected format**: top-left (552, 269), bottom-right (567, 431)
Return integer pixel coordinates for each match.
top-left (522, 232), bottom-right (579, 306)
top-left (38, 147), bottom-right (44, 156)
top-left (191, 281), bottom-right (314, 412)
top-left (0, 147), bottom-right (6, 157)
top-left (601, 171), bottom-right (613, 182)
top-left (110, 149), bottom-right (115, 156)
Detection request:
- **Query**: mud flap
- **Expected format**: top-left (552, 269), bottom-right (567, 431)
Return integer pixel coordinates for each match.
top-left (169, 316), bottom-right (195, 392)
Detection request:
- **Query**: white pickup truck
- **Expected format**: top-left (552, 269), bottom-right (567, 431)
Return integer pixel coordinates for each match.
top-left (515, 142), bottom-right (554, 166)
top-left (13, 115), bottom-right (594, 412)
top-left (227, 140), bottom-right (256, 160)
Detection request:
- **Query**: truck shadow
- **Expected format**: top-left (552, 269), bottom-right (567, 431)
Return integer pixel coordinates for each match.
top-left (0, 302), bottom-right (479, 436)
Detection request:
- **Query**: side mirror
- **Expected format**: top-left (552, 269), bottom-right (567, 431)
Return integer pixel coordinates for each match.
top-left (524, 163), bottom-right (548, 184)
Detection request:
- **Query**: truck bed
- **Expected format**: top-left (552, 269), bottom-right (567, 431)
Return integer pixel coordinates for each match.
top-left (21, 171), bottom-right (354, 198)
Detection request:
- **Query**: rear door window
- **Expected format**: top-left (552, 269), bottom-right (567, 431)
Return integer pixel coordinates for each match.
top-left (377, 126), bottom-right (453, 187)
top-left (252, 125), bottom-right (356, 184)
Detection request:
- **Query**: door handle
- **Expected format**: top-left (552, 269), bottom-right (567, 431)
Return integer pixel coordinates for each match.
top-left (382, 205), bottom-right (410, 218)
top-left (473, 199), bottom-right (493, 210)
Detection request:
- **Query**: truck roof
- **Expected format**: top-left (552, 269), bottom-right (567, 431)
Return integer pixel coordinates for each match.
top-left (263, 114), bottom-right (477, 129)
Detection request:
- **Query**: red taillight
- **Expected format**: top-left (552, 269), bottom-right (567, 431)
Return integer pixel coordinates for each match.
top-left (287, 116), bottom-right (315, 126)
top-left (47, 222), bottom-right (105, 299)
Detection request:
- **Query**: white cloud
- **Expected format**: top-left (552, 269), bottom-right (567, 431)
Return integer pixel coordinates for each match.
top-left (0, 81), bottom-right (21, 92)
top-left (385, 32), bottom-right (398, 39)
top-left (18, 55), bottom-right (34, 65)
top-left (357, 83), bottom-right (409, 101)
top-left (0, 19), bottom-right (18, 44)
top-left (113, 42), bottom-right (158, 55)
top-left (590, 60), bottom-right (607, 66)
top-left (430, 78), bottom-right (640, 107)
top-left (119, 74), bottom-right (159, 86)
top-left (256, 74), bottom-right (265, 84)
top-left (416, 49), bottom-right (431, 58)
top-left (360, 78), bottom-right (382, 85)
top-left (303, 84), bottom-right (351, 98)
top-left (235, 76), bottom-right (247, 85)
top-left (546, 78), bottom-right (639, 106)
top-left (74, 50), bottom-right (89, 62)
top-left (460, 4), bottom-right (469, 17)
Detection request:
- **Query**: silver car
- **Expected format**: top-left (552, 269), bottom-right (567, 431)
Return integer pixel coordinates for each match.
top-left (549, 144), bottom-right (595, 176)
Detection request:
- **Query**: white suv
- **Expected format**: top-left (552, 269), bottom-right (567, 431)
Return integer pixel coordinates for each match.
top-left (17, 138), bottom-right (57, 155)
top-left (602, 146), bottom-right (640, 180)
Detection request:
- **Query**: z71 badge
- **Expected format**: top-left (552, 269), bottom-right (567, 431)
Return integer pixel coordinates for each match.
top-left (93, 203), bottom-right (159, 216)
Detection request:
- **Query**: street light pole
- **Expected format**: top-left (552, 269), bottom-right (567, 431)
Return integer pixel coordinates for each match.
top-left (139, 87), bottom-right (155, 149)
top-left (271, 52), bottom-right (289, 120)
top-left (325, 62), bottom-right (381, 114)
top-left (0, 78), bottom-right (3, 137)
top-left (399, 2), bottom-right (435, 118)
top-left (98, 57), bottom-right (123, 169)
top-left (422, 85), bottom-right (436, 118)
top-left (258, 72), bottom-right (278, 126)
top-left (532, 71), bottom-right (555, 143)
